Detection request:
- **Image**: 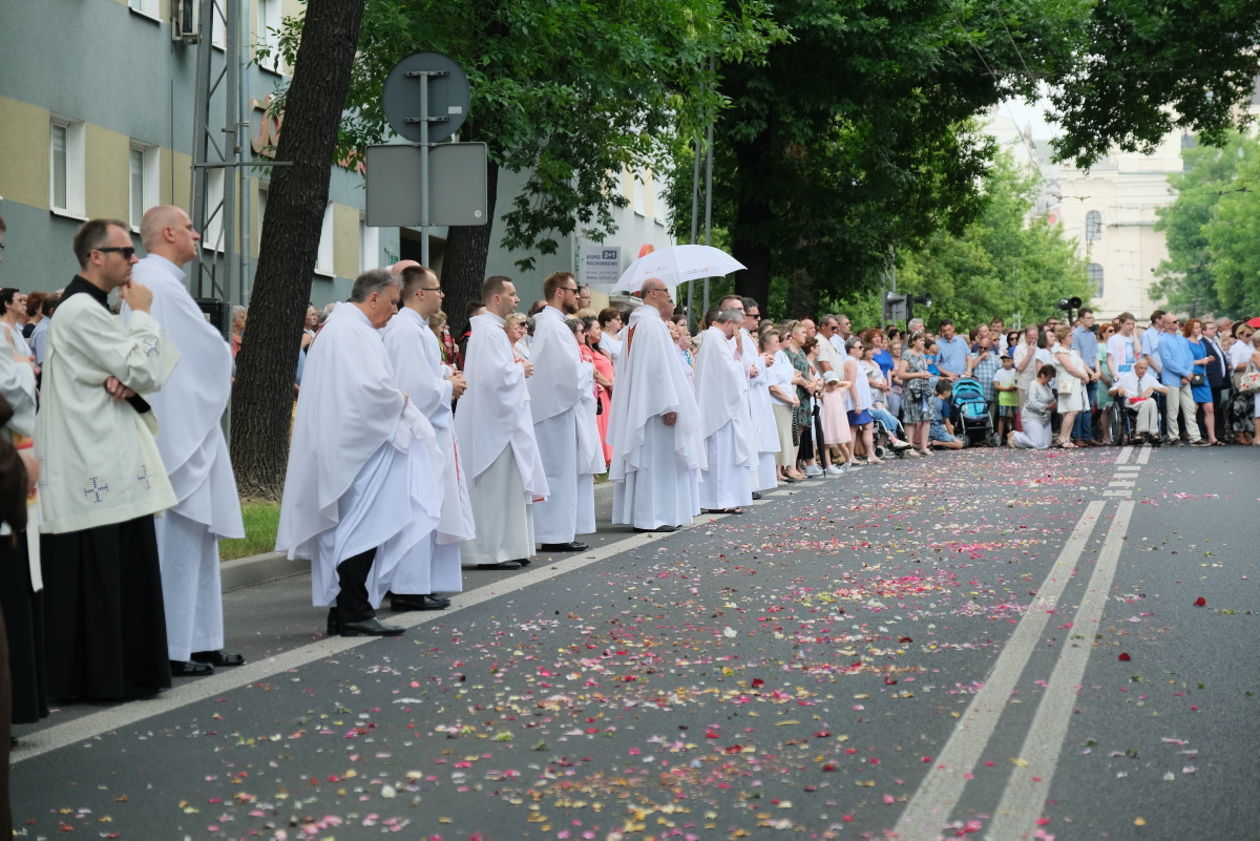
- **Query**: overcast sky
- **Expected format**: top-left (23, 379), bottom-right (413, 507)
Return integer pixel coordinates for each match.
top-left (997, 95), bottom-right (1060, 140)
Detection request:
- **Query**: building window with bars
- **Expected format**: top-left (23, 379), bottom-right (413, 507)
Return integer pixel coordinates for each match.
top-left (1087, 263), bottom-right (1104, 297)
top-left (1085, 210), bottom-right (1102, 242)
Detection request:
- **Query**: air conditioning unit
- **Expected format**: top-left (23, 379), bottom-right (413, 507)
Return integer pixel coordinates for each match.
top-left (173, 0), bottom-right (200, 43)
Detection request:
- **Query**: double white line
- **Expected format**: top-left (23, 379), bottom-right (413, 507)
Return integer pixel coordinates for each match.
top-left (894, 495), bottom-right (1137, 840)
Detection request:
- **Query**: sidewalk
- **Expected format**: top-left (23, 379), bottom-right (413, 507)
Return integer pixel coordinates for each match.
top-left (220, 479), bottom-right (620, 592)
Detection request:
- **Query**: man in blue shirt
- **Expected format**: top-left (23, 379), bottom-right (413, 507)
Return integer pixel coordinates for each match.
top-left (1070, 309), bottom-right (1100, 445)
top-left (935, 320), bottom-right (970, 381)
top-left (1156, 317), bottom-right (1206, 446)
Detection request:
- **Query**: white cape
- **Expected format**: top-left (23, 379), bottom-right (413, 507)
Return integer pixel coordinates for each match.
top-left (276, 303), bottom-right (441, 606)
top-left (453, 312), bottom-right (548, 500)
top-left (693, 325), bottom-right (755, 469)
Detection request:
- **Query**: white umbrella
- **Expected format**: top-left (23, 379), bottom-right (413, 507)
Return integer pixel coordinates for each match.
top-left (612, 244), bottom-right (746, 294)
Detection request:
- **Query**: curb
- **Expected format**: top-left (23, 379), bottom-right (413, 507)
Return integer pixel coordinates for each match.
top-left (219, 480), bottom-right (619, 593)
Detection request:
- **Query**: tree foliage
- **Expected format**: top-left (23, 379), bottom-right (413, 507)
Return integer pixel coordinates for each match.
top-left (868, 154), bottom-right (1091, 331)
top-left (1048, 1), bottom-right (1260, 168)
top-left (233, 0), bottom-right (367, 499)
top-left (670, 0), bottom-right (1089, 309)
top-left (275, 0), bottom-right (782, 331)
top-left (1155, 132), bottom-right (1260, 318)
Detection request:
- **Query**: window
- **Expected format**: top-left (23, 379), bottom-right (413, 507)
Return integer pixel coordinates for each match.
top-left (632, 173), bottom-right (647, 216)
top-left (359, 216), bottom-right (380, 273)
top-left (1088, 263), bottom-right (1104, 298)
top-left (256, 0), bottom-right (282, 72)
top-left (204, 168), bottom-right (225, 252)
top-left (315, 202), bottom-right (334, 276)
top-left (1085, 210), bottom-right (1102, 242)
top-left (211, 0), bottom-right (226, 49)
top-left (50, 118), bottom-right (85, 216)
top-left (129, 0), bottom-right (159, 18)
top-left (129, 143), bottom-right (159, 230)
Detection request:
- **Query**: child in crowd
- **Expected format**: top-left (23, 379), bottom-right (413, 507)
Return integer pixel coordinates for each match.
top-left (925, 341), bottom-right (940, 377)
top-left (928, 380), bottom-right (965, 449)
top-left (993, 353), bottom-right (1018, 440)
top-left (818, 370), bottom-right (854, 472)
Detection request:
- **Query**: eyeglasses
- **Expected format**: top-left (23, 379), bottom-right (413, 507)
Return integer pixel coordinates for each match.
top-left (97, 246), bottom-right (136, 259)
top-left (419, 287), bottom-right (443, 293)
top-left (561, 286), bottom-right (579, 293)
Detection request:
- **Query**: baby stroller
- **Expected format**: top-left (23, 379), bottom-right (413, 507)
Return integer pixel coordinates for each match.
top-left (950, 376), bottom-right (1000, 447)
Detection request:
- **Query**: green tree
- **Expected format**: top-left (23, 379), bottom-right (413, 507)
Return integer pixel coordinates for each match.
top-left (1155, 131), bottom-right (1260, 318)
top-left (1049, 2), bottom-right (1260, 167)
top-left (232, 0), bottom-right (367, 499)
top-left (1203, 144), bottom-right (1260, 317)
top-left (888, 153), bottom-right (1092, 331)
top-left (277, 0), bottom-right (781, 332)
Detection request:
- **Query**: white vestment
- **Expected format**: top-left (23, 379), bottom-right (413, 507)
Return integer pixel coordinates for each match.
top-left (527, 307), bottom-right (592, 544)
top-left (454, 312), bottom-right (548, 563)
top-left (276, 303), bottom-right (441, 608)
top-left (37, 283), bottom-right (179, 533)
top-left (126, 254), bottom-right (245, 660)
top-left (608, 306), bottom-right (704, 530)
top-left (693, 326), bottom-right (755, 510)
top-left (381, 307), bottom-right (471, 594)
top-left (740, 328), bottom-right (779, 491)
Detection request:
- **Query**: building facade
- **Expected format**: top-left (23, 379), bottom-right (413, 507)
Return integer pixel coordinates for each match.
top-left (0, 0), bottom-right (676, 314)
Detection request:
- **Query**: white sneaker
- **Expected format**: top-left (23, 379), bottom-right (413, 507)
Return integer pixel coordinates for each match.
top-left (803, 463), bottom-right (824, 477)
top-left (824, 464), bottom-right (843, 476)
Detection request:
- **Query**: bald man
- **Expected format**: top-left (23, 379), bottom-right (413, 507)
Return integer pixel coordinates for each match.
top-left (127, 205), bottom-right (245, 677)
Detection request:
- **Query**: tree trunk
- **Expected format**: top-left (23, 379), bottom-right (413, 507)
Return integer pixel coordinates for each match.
top-left (730, 132), bottom-right (773, 310)
top-left (229, 0), bottom-right (366, 500)
top-left (440, 156), bottom-right (499, 339)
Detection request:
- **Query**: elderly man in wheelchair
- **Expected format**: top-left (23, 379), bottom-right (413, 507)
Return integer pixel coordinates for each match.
top-left (1108, 357), bottom-right (1167, 446)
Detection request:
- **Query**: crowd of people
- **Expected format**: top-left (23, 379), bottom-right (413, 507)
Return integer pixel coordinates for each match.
top-left (3, 208), bottom-right (1260, 809)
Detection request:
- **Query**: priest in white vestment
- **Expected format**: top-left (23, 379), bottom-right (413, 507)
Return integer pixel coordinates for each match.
top-left (607, 278), bottom-right (704, 532)
top-left (277, 270), bottom-right (441, 637)
top-left (718, 294), bottom-right (775, 495)
top-left (693, 310), bottom-right (756, 513)
top-left (454, 276), bottom-right (549, 569)
top-left (127, 205), bottom-right (245, 677)
top-left (38, 218), bottom-right (180, 702)
top-left (527, 272), bottom-right (593, 553)
top-left (381, 265), bottom-right (473, 609)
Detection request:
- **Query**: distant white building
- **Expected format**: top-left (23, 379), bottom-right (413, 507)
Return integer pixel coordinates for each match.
top-left (984, 109), bottom-right (1190, 320)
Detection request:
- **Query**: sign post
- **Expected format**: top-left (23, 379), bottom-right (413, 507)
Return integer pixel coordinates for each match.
top-left (376, 52), bottom-right (479, 263)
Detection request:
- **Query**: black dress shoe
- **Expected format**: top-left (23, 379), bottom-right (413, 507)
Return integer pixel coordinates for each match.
top-left (390, 593), bottom-right (450, 611)
top-left (539, 541), bottom-right (588, 552)
top-left (633, 524), bottom-right (679, 533)
top-left (476, 560), bottom-right (523, 570)
top-left (338, 617), bottom-right (405, 637)
top-left (170, 660), bottom-right (214, 677)
top-left (191, 650), bottom-right (246, 667)
top-left (751, 492), bottom-right (763, 500)
top-left (515, 557), bottom-right (532, 566)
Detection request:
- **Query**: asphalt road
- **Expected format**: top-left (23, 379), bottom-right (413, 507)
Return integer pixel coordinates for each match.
top-left (10, 444), bottom-right (1259, 841)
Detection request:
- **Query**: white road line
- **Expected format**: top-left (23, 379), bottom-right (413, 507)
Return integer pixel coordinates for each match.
top-left (1115, 446), bottom-right (1133, 464)
top-left (10, 518), bottom-right (730, 764)
top-left (984, 500), bottom-right (1136, 840)
top-left (891, 500), bottom-right (1106, 841)
top-left (1136, 445), bottom-right (1152, 465)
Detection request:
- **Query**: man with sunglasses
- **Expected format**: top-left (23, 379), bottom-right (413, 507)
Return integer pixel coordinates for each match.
top-left (125, 205), bottom-right (246, 679)
top-left (36, 218), bottom-right (181, 702)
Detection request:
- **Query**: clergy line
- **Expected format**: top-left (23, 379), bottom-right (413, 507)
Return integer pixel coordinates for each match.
top-left (10, 507), bottom-right (762, 765)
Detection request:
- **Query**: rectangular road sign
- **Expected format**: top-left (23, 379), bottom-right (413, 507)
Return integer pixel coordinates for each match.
top-left (365, 142), bottom-right (488, 228)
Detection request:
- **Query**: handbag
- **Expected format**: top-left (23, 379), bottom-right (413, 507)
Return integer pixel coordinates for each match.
top-left (1056, 372), bottom-right (1075, 395)
top-left (1189, 372), bottom-right (1205, 387)
top-left (1239, 368), bottom-right (1260, 394)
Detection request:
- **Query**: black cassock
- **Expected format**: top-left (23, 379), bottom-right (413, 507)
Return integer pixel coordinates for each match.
top-left (0, 534), bottom-right (48, 722)
top-left (41, 516), bottom-right (170, 702)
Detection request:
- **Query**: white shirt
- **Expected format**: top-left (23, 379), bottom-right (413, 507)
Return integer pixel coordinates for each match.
top-left (1114, 369), bottom-right (1162, 398)
top-left (1107, 332), bottom-right (1136, 374)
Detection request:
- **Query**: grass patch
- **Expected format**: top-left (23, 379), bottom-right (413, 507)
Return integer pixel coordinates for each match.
top-left (220, 499), bottom-right (281, 561)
